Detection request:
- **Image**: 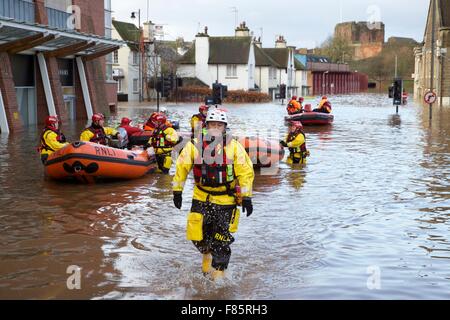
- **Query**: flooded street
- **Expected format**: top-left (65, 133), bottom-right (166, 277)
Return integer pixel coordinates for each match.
top-left (1, 94), bottom-right (449, 299)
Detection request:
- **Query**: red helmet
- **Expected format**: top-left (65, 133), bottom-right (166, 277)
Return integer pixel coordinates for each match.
top-left (92, 113), bottom-right (104, 122)
top-left (322, 96), bottom-right (328, 100)
top-left (45, 115), bottom-right (59, 128)
top-left (290, 121), bottom-right (303, 130)
top-left (199, 105), bottom-right (209, 113)
top-left (120, 117), bottom-right (131, 126)
top-left (147, 112), bottom-right (159, 126)
top-left (292, 96), bottom-right (297, 100)
top-left (154, 113), bottom-right (167, 127)
top-left (299, 97), bottom-right (304, 102)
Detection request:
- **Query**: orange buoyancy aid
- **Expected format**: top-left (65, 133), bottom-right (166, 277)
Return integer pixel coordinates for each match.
top-left (192, 136), bottom-right (235, 188)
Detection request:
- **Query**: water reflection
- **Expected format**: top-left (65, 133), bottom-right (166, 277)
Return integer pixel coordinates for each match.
top-left (1, 95), bottom-right (450, 299)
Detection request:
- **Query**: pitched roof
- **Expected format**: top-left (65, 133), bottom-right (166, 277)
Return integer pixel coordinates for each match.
top-left (112, 20), bottom-right (139, 51)
top-left (263, 48), bottom-right (289, 68)
top-left (294, 58), bottom-right (305, 70)
top-left (178, 36), bottom-right (252, 65)
top-left (178, 45), bottom-right (195, 64)
top-left (208, 37), bottom-right (251, 64)
top-left (254, 45), bottom-right (280, 67)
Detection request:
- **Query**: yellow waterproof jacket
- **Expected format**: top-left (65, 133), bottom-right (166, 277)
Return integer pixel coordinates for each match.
top-left (285, 132), bottom-right (305, 149)
top-left (284, 132), bottom-right (308, 164)
top-left (318, 99), bottom-right (332, 113)
top-left (173, 138), bottom-right (254, 206)
top-left (149, 126), bottom-right (179, 155)
top-left (190, 114), bottom-right (205, 132)
top-left (40, 130), bottom-right (69, 156)
top-left (80, 127), bottom-right (118, 142)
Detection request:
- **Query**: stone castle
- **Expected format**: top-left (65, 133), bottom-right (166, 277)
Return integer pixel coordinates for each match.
top-left (335, 21), bottom-right (385, 60)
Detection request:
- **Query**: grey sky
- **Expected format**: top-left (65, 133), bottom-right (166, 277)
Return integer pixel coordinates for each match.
top-left (111, 0), bottom-right (429, 48)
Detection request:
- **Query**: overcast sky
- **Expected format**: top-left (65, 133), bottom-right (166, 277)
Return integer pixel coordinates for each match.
top-left (111, 0), bottom-right (430, 48)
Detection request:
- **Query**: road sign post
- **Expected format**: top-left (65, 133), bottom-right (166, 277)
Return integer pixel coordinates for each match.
top-left (424, 91), bottom-right (437, 119)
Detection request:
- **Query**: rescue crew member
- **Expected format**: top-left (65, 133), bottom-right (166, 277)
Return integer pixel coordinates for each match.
top-left (172, 108), bottom-right (255, 281)
top-left (149, 113), bottom-right (180, 174)
top-left (119, 117), bottom-right (142, 137)
top-left (287, 95), bottom-right (302, 115)
top-left (313, 96), bottom-right (332, 113)
top-left (297, 97), bottom-right (305, 112)
top-left (280, 121), bottom-right (309, 164)
top-left (80, 113), bottom-right (121, 145)
top-left (190, 105), bottom-right (209, 134)
top-left (38, 115), bottom-right (69, 164)
top-left (144, 112), bottom-right (173, 131)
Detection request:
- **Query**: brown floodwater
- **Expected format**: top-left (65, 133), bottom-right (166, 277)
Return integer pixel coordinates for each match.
top-left (0, 94), bottom-right (449, 299)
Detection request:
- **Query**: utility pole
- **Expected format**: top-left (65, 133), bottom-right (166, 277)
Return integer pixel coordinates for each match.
top-left (430, 0), bottom-right (436, 120)
top-left (131, 9), bottom-right (142, 103)
top-left (395, 55), bottom-right (398, 78)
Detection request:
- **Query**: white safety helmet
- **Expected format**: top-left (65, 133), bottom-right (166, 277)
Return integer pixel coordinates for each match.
top-left (206, 107), bottom-right (228, 125)
top-left (160, 106), bottom-right (168, 115)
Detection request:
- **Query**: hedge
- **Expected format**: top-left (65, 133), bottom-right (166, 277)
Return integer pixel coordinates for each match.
top-left (168, 86), bottom-right (271, 103)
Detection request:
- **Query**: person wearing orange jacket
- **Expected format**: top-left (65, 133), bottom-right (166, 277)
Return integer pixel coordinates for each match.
top-left (287, 95), bottom-right (302, 115)
top-left (38, 115), bottom-right (69, 164)
top-left (313, 96), bottom-right (332, 113)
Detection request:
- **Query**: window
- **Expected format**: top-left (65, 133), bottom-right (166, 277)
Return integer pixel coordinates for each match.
top-left (117, 79), bottom-right (122, 93)
top-left (133, 79), bottom-right (139, 93)
top-left (226, 65), bottom-right (237, 77)
top-left (113, 50), bottom-right (119, 64)
top-left (269, 67), bottom-right (277, 80)
top-left (132, 51), bottom-right (139, 65)
top-left (104, 0), bottom-right (112, 38)
top-left (106, 64), bottom-right (113, 81)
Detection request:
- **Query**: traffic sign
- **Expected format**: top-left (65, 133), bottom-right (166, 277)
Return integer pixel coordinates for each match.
top-left (424, 91), bottom-right (437, 104)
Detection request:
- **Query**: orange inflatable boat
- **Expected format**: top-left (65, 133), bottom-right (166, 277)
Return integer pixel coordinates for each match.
top-left (237, 136), bottom-right (285, 168)
top-left (45, 141), bottom-right (157, 182)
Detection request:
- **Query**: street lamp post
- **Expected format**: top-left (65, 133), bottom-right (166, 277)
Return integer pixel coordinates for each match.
top-left (131, 10), bottom-right (142, 103)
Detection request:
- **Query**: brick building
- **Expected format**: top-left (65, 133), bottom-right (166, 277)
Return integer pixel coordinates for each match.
top-left (335, 21), bottom-right (385, 60)
top-left (0, 0), bottom-right (123, 134)
top-left (414, 0), bottom-right (450, 107)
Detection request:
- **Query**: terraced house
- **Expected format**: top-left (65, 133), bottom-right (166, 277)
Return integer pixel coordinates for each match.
top-left (178, 22), bottom-right (306, 99)
top-left (178, 24), bottom-right (256, 92)
top-left (414, 0), bottom-right (450, 107)
top-left (0, 0), bottom-right (123, 134)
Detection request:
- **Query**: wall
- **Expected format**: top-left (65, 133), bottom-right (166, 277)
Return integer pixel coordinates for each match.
top-left (208, 64), bottom-right (249, 90)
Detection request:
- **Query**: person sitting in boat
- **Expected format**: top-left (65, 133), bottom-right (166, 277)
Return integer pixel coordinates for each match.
top-left (287, 96), bottom-right (302, 115)
top-left (280, 121), bottom-right (309, 164)
top-left (119, 117), bottom-right (142, 137)
top-left (313, 96), bottom-right (332, 114)
top-left (149, 113), bottom-right (180, 174)
top-left (190, 105), bottom-right (209, 135)
top-left (297, 97), bottom-right (305, 113)
top-left (38, 115), bottom-right (69, 164)
top-left (80, 113), bottom-right (121, 146)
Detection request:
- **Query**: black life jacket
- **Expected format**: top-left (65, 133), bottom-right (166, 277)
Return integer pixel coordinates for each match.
top-left (87, 126), bottom-right (107, 145)
top-left (192, 135), bottom-right (235, 188)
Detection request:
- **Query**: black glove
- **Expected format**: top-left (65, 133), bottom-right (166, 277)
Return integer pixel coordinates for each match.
top-left (242, 197), bottom-right (253, 217)
top-left (173, 191), bottom-right (182, 209)
top-left (280, 140), bottom-right (288, 147)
